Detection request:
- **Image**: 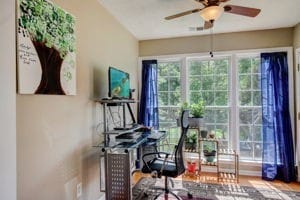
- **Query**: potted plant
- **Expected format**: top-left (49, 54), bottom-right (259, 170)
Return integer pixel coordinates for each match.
top-left (189, 100), bottom-right (205, 128)
top-left (185, 131), bottom-right (197, 151)
top-left (203, 142), bottom-right (216, 163)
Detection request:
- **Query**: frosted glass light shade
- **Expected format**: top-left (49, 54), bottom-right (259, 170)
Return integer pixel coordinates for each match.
top-left (200, 6), bottom-right (224, 21)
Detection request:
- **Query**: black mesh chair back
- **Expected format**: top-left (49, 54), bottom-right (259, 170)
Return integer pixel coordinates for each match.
top-left (174, 109), bottom-right (189, 175)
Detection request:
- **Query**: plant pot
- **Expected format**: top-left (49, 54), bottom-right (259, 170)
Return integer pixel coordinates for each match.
top-left (205, 155), bottom-right (215, 163)
top-left (203, 150), bottom-right (216, 163)
top-left (185, 142), bottom-right (197, 151)
top-left (200, 130), bottom-right (208, 138)
top-left (188, 117), bottom-right (205, 128)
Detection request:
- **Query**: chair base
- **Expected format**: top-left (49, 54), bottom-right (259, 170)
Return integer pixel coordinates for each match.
top-left (144, 176), bottom-right (193, 200)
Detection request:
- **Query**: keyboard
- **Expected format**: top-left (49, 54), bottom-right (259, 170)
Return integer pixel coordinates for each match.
top-left (148, 131), bottom-right (165, 140)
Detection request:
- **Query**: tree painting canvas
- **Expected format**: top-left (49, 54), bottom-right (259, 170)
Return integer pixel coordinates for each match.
top-left (17, 0), bottom-right (76, 95)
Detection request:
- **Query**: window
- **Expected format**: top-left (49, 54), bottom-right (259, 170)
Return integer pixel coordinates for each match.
top-left (157, 61), bottom-right (181, 145)
top-left (149, 48), bottom-right (290, 162)
top-left (188, 58), bottom-right (230, 150)
top-left (237, 56), bottom-right (262, 161)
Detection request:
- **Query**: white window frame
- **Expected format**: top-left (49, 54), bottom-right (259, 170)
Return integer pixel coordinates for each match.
top-left (138, 46), bottom-right (294, 167)
top-left (295, 48), bottom-right (300, 182)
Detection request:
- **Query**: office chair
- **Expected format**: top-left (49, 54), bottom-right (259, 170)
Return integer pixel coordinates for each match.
top-left (141, 110), bottom-right (192, 199)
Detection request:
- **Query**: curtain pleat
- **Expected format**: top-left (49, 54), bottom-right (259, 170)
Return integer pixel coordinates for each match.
top-left (138, 60), bottom-right (159, 129)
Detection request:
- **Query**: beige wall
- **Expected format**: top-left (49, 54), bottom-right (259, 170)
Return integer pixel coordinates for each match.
top-left (294, 23), bottom-right (300, 49)
top-left (16, 1), bottom-right (138, 200)
top-left (139, 28), bottom-right (293, 56)
top-left (0, 0), bottom-right (16, 200)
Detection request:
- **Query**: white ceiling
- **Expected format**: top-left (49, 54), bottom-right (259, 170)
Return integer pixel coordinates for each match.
top-left (98, 0), bottom-right (300, 40)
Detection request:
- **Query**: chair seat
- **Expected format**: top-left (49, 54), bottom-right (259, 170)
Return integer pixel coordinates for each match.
top-left (142, 158), bottom-right (179, 177)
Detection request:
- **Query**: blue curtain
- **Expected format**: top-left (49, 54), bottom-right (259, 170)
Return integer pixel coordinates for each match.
top-left (138, 60), bottom-right (159, 129)
top-left (261, 52), bottom-right (295, 182)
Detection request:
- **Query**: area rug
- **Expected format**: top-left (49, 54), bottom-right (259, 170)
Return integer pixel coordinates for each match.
top-left (132, 177), bottom-right (300, 200)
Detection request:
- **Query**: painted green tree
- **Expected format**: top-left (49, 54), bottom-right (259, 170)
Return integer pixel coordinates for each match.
top-left (18, 0), bottom-right (75, 94)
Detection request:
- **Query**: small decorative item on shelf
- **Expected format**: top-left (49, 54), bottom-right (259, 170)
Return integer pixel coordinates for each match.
top-left (208, 131), bottom-right (215, 139)
top-left (200, 129), bottom-right (208, 139)
top-left (187, 160), bottom-right (197, 174)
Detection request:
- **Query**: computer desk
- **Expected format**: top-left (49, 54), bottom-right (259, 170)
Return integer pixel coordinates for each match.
top-left (95, 130), bottom-right (167, 200)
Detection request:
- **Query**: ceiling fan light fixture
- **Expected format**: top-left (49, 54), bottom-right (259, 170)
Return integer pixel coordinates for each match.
top-left (200, 6), bottom-right (224, 21)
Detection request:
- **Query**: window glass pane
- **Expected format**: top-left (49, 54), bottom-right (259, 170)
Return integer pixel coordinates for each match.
top-left (240, 91), bottom-right (252, 106)
top-left (239, 75), bottom-right (251, 90)
top-left (202, 91), bottom-right (214, 106)
top-left (238, 58), bottom-right (251, 73)
top-left (158, 92), bottom-right (168, 106)
top-left (215, 75), bottom-right (228, 90)
top-left (215, 91), bottom-right (228, 106)
top-left (200, 61), bottom-right (212, 75)
top-left (214, 59), bottom-right (228, 74)
top-left (215, 109), bottom-right (228, 123)
top-left (189, 61), bottom-right (203, 75)
top-left (202, 76), bottom-right (214, 90)
top-left (253, 108), bottom-right (262, 124)
top-left (158, 78), bottom-right (168, 91)
top-left (240, 141), bottom-right (253, 159)
top-left (253, 126), bottom-right (262, 141)
top-left (253, 91), bottom-right (261, 106)
top-left (252, 74), bottom-right (261, 89)
top-left (170, 92), bottom-right (180, 106)
top-left (204, 109), bottom-right (215, 123)
top-left (169, 77), bottom-right (180, 91)
top-left (158, 63), bottom-right (169, 76)
top-left (190, 92), bottom-right (202, 105)
top-left (169, 62), bottom-right (180, 76)
top-left (254, 142), bottom-right (262, 160)
top-left (240, 125), bottom-right (251, 141)
top-left (215, 125), bottom-right (228, 140)
top-left (251, 58), bottom-right (260, 74)
top-left (189, 77), bottom-right (201, 90)
top-left (239, 109), bottom-right (252, 124)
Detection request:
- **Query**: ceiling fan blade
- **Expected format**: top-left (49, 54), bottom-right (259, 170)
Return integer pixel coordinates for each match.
top-left (165, 8), bottom-right (202, 20)
top-left (224, 4), bottom-right (261, 17)
top-left (204, 21), bottom-right (213, 29)
top-left (194, 0), bottom-right (208, 6)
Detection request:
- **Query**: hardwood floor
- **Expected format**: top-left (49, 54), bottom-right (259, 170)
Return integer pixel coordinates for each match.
top-left (133, 171), bottom-right (300, 192)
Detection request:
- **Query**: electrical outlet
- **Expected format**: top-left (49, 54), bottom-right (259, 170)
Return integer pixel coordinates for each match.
top-left (77, 182), bottom-right (82, 198)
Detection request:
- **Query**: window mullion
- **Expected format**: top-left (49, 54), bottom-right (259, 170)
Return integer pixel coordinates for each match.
top-left (230, 54), bottom-right (239, 152)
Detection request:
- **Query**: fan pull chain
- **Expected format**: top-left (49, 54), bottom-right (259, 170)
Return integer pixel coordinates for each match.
top-left (209, 28), bottom-right (214, 58)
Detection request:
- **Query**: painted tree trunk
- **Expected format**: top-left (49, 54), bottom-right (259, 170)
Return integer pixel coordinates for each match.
top-left (32, 41), bottom-right (65, 95)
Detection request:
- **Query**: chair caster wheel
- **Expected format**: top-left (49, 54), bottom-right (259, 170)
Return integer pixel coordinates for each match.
top-left (143, 192), bottom-right (148, 197)
top-left (187, 193), bottom-right (193, 199)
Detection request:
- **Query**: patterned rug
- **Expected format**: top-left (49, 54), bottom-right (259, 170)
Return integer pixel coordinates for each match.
top-left (132, 177), bottom-right (300, 200)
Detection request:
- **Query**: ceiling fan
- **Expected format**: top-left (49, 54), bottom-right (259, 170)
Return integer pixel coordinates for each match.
top-left (165, 0), bottom-right (261, 31)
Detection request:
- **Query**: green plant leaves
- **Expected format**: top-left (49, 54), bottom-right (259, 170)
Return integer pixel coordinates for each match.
top-left (18, 0), bottom-right (76, 59)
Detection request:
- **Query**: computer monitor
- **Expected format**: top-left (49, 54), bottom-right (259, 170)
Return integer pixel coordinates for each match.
top-left (108, 67), bottom-right (130, 99)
